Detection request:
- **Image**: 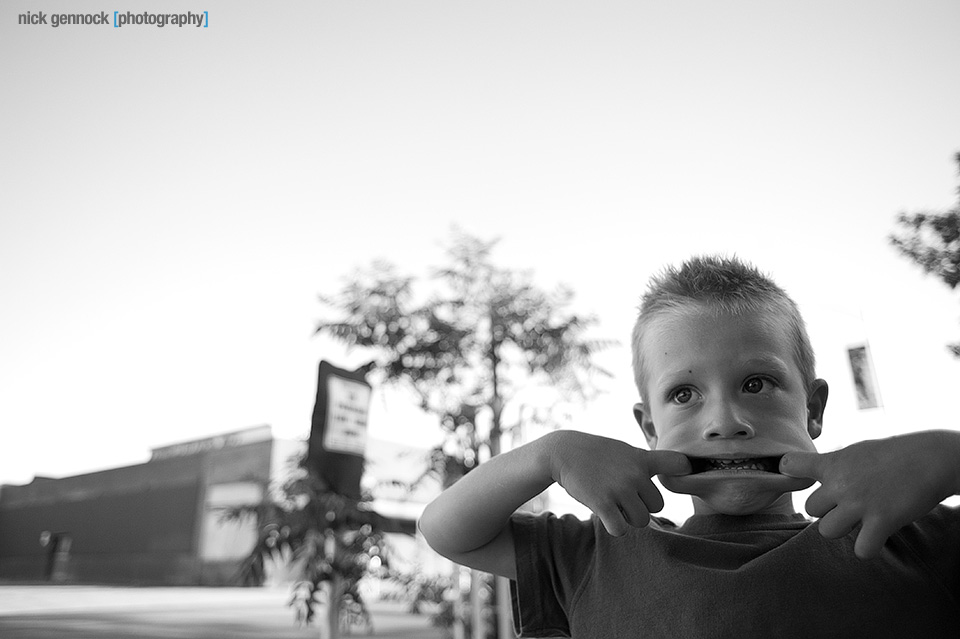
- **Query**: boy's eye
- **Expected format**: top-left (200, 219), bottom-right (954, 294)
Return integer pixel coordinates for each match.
top-left (671, 388), bottom-right (695, 404)
top-left (742, 377), bottom-right (768, 394)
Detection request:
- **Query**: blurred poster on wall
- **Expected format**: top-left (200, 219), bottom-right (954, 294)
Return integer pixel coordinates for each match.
top-left (847, 344), bottom-right (882, 410)
top-left (307, 360), bottom-right (372, 499)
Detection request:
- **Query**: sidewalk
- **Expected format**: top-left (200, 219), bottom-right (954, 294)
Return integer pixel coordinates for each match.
top-left (0, 585), bottom-right (444, 639)
top-left (0, 585), bottom-right (289, 615)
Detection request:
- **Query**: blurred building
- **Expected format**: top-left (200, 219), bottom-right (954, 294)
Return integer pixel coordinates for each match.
top-left (0, 425), bottom-right (439, 586)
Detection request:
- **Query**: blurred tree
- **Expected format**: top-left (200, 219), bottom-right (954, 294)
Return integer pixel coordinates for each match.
top-left (890, 151), bottom-right (960, 357)
top-left (317, 229), bottom-right (613, 475)
top-left (316, 229), bottom-right (615, 637)
top-left (234, 457), bottom-right (388, 639)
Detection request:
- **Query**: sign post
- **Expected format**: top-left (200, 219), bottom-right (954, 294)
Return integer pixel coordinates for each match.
top-left (306, 361), bottom-right (374, 639)
top-left (306, 360), bottom-right (372, 500)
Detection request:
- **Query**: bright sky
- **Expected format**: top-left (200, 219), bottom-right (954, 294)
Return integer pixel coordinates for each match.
top-left (3, 2), bottom-right (960, 522)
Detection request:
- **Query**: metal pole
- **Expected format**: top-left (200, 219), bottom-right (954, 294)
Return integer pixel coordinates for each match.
top-left (471, 569), bottom-right (484, 639)
top-left (497, 576), bottom-right (514, 638)
top-left (452, 565), bottom-right (467, 639)
top-left (324, 529), bottom-right (341, 639)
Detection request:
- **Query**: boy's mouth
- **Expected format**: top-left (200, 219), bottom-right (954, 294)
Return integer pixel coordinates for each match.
top-left (688, 456), bottom-right (782, 474)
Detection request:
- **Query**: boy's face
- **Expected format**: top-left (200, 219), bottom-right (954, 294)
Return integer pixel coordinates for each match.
top-left (633, 306), bottom-right (828, 516)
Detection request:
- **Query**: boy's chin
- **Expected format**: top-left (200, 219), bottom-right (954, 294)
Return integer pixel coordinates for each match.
top-left (661, 473), bottom-right (815, 516)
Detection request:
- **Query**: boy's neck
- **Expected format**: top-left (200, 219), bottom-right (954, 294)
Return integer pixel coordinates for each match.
top-left (691, 493), bottom-right (797, 516)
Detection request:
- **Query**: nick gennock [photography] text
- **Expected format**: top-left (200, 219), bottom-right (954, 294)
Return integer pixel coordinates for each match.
top-left (17, 11), bottom-right (209, 28)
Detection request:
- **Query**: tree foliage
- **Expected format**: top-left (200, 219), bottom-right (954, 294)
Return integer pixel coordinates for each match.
top-left (232, 456), bottom-right (388, 635)
top-left (316, 229), bottom-right (615, 482)
top-left (889, 151), bottom-right (960, 357)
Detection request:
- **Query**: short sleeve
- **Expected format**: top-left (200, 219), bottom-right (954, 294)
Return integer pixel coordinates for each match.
top-left (509, 511), bottom-right (597, 638)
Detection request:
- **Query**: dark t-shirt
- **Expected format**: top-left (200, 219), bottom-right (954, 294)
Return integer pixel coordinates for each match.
top-left (510, 506), bottom-right (960, 638)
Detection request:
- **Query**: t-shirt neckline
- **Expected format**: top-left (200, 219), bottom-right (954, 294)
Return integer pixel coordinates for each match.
top-left (679, 512), bottom-right (810, 535)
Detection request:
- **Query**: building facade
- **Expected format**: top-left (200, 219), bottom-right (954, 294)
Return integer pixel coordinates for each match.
top-left (0, 426), bottom-right (294, 585)
top-left (0, 425), bottom-right (439, 586)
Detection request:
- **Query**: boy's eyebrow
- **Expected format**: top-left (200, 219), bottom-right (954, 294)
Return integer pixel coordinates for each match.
top-left (654, 368), bottom-right (697, 388)
top-left (739, 356), bottom-right (791, 374)
top-left (652, 355), bottom-right (790, 388)
top-left (654, 357), bottom-right (791, 388)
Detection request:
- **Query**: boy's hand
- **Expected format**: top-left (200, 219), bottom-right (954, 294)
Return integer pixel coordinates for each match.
top-left (780, 431), bottom-right (960, 559)
top-left (550, 432), bottom-right (691, 536)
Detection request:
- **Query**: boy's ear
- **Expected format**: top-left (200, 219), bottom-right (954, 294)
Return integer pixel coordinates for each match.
top-left (806, 379), bottom-right (829, 440)
top-left (633, 403), bottom-right (658, 448)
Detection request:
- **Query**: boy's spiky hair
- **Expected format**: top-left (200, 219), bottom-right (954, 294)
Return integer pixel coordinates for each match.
top-left (631, 255), bottom-right (816, 399)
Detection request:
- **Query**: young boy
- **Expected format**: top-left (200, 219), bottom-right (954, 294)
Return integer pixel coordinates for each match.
top-left (418, 255), bottom-right (960, 637)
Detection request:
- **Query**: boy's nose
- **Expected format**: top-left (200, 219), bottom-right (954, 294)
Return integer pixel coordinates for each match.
top-left (701, 404), bottom-right (756, 440)
top-left (702, 422), bottom-right (756, 440)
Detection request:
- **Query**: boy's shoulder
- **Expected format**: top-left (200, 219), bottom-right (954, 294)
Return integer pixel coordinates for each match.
top-left (893, 502), bottom-right (960, 561)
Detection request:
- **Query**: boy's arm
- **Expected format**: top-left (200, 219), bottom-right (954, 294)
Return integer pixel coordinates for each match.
top-left (780, 430), bottom-right (960, 559)
top-left (418, 431), bottom-right (555, 580)
top-left (418, 430), bottom-right (690, 580)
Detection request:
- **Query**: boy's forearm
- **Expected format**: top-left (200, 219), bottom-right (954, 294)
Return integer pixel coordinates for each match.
top-left (419, 430), bottom-right (560, 559)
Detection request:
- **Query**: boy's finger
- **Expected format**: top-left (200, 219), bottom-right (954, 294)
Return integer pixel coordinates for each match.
top-left (618, 495), bottom-right (652, 528)
top-left (816, 504), bottom-right (860, 539)
top-left (596, 503), bottom-right (629, 537)
top-left (779, 451), bottom-right (824, 479)
top-left (804, 488), bottom-right (837, 519)
top-left (853, 517), bottom-right (890, 560)
top-left (646, 450), bottom-right (692, 477)
top-left (636, 478), bottom-right (665, 513)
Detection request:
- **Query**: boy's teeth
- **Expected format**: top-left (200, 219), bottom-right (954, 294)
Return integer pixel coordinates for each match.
top-left (689, 455), bottom-right (782, 474)
top-left (706, 458), bottom-right (768, 471)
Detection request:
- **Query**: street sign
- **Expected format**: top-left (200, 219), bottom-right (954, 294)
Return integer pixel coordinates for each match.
top-left (307, 361), bottom-right (372, 499)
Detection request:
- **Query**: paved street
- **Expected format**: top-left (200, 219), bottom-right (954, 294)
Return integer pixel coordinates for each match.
top-left (0, 585), bottom-right (444, 639)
